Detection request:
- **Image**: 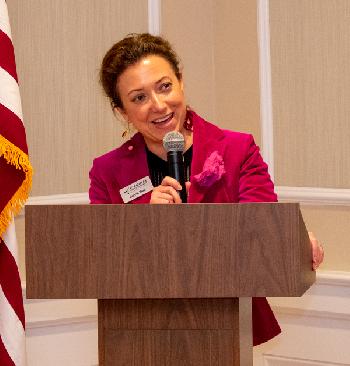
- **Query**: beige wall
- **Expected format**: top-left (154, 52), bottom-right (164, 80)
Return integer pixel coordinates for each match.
top-left (301, 205), bottom-right (350, 271)
top-left (162, 0), bottom-right (261, 140)
top-left (213, 0), bottom-right (261, 140)
top-left (269, 0), bottom-right (350, 271)
top-left (161, 0), bottom-right (216, 123)
top-left (8, 0), bottom-right (148, 197)
top-left (270, 0), bottom-right (350, 188)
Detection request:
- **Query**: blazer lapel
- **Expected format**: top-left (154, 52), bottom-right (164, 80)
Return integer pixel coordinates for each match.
top-left (117, 133), bottom-right (152, 204)
top-left (188, 111), bottom-right (226, 203)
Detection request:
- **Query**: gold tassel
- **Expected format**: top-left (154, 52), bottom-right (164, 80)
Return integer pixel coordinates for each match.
top-left (0, 134), bottom-right (33, 238)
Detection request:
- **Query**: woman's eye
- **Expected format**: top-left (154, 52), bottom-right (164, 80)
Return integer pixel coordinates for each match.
top-left (160, 82), bottom-right (172, 91)
top-left (132, 94), bottom-right (146, 103)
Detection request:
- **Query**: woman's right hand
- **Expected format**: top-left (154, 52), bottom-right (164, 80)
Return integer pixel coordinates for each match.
top-left (150, 176), bottom-right (182, 204)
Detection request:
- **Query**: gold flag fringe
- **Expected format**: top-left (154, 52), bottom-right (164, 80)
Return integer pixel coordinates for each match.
top-left (0, 134), bottom-right (33, 239)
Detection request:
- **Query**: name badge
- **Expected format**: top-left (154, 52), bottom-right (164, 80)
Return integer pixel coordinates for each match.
top-left (119, 176), bottom-right (154, 203)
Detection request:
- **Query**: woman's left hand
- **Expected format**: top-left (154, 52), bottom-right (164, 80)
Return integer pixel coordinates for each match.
top-left (309, 232), bottom-right (324, 270)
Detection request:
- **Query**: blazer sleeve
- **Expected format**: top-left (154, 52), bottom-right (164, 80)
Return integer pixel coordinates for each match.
top-left (237, 135), bottom-right (281, 345)
top-left (238, 135), bottom-right (277, 203)
top-left (89, 159), bottom-right (113, 204)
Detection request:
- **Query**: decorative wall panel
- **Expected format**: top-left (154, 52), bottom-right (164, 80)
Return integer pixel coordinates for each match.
top-left (270, 0), bottom-right (350, 188)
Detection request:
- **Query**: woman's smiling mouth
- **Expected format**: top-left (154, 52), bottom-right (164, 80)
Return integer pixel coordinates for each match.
top-left (151, 112), bottom-right (174, 126)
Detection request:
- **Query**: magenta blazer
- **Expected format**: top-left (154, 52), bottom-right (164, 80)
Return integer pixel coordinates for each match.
top-left (89, 110), bottom-right (281, 346)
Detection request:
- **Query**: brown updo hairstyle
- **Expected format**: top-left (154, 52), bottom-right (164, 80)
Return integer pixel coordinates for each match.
top-left (100, 33), bottom-right (181, 110)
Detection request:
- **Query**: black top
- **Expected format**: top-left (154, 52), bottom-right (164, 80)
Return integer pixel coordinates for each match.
top-left (146, 146), bottom-right (193, 187)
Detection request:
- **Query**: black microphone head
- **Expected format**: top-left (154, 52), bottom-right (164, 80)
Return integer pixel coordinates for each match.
top-left (163, 131), bottom-right (185, 153)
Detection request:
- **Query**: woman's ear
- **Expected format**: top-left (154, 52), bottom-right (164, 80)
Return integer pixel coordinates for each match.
top-left (114, 107), bottom-right (128, 122)
top-left (178, 73), bottom-right (184, 92)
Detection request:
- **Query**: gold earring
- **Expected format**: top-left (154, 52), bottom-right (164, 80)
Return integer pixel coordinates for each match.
top-left (122, 121), bottom-right (131, 139)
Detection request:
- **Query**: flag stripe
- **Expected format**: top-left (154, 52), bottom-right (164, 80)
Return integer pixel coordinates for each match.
top-left (0, 1), bottom-right (11, 39)
top-left (0, 336), bottom-right (15, 366)
top-left (0, 30), bottom-right (18, 82)
top-left (0, 67), bottom-right (23, 121)
top-left (2, 221), bottom-right (18, 266)
top-left (1, 2), bottom-right (30, 364)
top-left (0, 285), bottom-right (26, 366)
top-left (0, 103), bottom-right (28, 153)
top-left (0, 239), bottom-right (25, 328)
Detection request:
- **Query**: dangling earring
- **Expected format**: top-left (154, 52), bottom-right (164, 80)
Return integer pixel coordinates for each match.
top-left (122, 121), bottom-right (131, 139)
top-left (183, 106), bottom-right (193, 131)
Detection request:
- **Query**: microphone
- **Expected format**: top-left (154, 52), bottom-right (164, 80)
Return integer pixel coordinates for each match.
top-left (163, 131), bottom-right (187, 203)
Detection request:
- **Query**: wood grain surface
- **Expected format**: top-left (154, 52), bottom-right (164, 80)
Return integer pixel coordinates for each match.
top-left (25, 203), bottom-right (315, 299)
top-left (98, 298), bottom-right (252, 366)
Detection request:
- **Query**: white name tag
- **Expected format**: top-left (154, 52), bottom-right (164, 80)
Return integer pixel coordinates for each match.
top-left (119, 176), bottom-right (154, 203)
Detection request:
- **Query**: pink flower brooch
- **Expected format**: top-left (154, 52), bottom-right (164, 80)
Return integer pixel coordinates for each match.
top-left (193, 151), bottom-right (225, 187)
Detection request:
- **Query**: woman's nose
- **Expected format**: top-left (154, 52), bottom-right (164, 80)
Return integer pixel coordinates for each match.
top-left (150, 93), bottom-right (166, 111)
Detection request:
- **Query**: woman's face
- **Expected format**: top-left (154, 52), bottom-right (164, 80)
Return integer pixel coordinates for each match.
top-left (116, 55), bottom-right (187, 147)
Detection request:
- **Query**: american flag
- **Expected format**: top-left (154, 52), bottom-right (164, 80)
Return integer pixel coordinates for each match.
top-left (0, 1), bottom-right (32, 365)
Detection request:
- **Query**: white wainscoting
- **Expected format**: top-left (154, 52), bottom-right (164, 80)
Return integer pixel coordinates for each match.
top-left (24, 291), bottom-right (98, 366)
top-left (276, 186), bottom-right (350, 207)
top-left (23, 271), bottom-right (350, 365)
top-left (148, 0), bottom-right (161, 35)
top-left (24, 186), bottom-right (350, 210)
top-left (253, 271), bottom-right (350, 366)
top-left (257, 0), bottom-right (275, 180)
top-left (262, 354), bottom-right (349, 366)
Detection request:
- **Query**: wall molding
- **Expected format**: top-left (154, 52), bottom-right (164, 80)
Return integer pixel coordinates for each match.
top-left (26, 315), bottom-right (97, 330)
top-left (263, 354), bottom-right (348, 366)
top-left (316, 271), bottom-right (350, 287)
top-left (276, 186), bottom-right (350, 206)
top-left (21, 192), bottom-right (89, 216)
top-left (257, 0), bottom-right (274, 180)
top-left (148, 0), bottom-right (161, 35)
top-left (272, 306), bottom-right (350, 323)
top-left (269, 270), bottom-right (350, 322)
top-left (22, 186), bottom-right (350, 214)
top-left (27, 192), bottom-right (89, 205)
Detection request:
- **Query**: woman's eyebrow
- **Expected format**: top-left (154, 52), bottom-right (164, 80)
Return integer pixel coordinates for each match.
top-left (127, 77), bottom-right (170, 96)
top-left (155, 76), bottom-right (169, 84)
top-left (127, 88), bottom-right (143, 96)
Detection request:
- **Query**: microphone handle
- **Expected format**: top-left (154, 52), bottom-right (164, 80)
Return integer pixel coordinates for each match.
top-left (167, 151), bottom-right (187, 203)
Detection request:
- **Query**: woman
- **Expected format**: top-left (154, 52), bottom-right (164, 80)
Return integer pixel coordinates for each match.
top-left (89, 33), bottom-right (324, 346)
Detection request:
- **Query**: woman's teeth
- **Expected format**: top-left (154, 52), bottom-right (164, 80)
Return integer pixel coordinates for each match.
top-left (152, 113), bottom-right (173, 124)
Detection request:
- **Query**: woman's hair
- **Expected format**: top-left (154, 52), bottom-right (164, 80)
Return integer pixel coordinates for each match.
top-left (100, 33), bottom-right (181, 109)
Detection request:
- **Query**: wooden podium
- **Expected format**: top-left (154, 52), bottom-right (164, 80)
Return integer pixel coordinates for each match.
top-left (25, 203), bottom-right (315, 365)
